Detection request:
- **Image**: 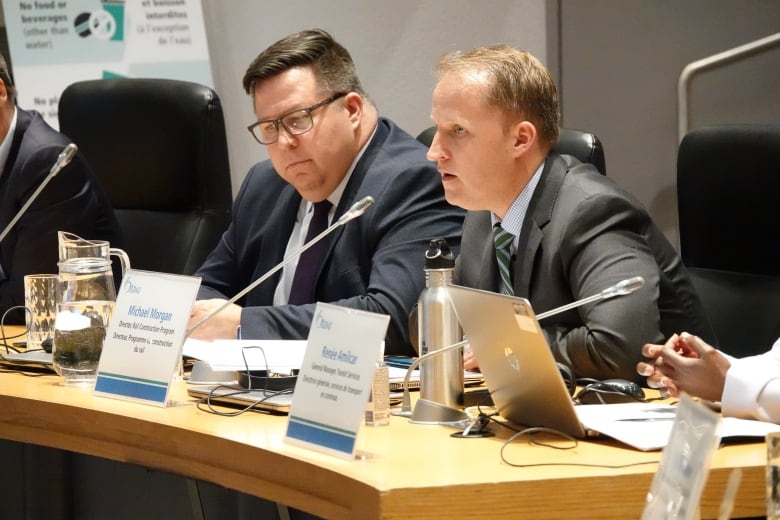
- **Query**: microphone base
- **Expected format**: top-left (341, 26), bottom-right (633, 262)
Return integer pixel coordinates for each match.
top-left (409, 398), bottom-right (470, 426)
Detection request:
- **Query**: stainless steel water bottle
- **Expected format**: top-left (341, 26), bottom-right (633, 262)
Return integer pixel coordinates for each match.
top-left (418, 238), bottom-right (463, 407)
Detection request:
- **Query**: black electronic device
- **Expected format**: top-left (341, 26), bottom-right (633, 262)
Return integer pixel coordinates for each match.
top-left (236, 369), bottom-right (298, 392)
top-left (575, 379), bottom-right (646, 405)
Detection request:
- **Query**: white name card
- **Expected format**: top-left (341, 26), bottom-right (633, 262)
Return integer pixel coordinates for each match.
top-left (94, 269), bottom-right (200, 406)
top-left (285, 302), bottom-right (389, 459)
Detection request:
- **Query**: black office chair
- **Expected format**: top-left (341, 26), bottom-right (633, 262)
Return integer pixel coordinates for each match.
top-left (677, 124), bottom-right (780, 357)
top-left (58, 78), bottom-right (233, 275)
top-left (416, 126), bottom-right (607, 175)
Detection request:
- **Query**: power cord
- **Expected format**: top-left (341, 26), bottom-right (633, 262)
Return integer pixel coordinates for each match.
top-left (457, 403), bottom-right (661, 470)
top-left (194, 345), bottom-right (295, 417)
top-left (1, 305), bottom-right (29, 353)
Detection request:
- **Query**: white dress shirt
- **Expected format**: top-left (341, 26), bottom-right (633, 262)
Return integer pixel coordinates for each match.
top-left (722, 336), bottom-right (780, 422)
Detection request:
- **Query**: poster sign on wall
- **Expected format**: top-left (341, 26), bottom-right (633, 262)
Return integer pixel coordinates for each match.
top-left (2, 0), bottom-right (212, 128)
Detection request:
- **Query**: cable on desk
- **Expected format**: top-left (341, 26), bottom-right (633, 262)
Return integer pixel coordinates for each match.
top-left (1, 305), bottom-right (29, 353)
top-left (194, 345), bottom-right (295, 417)
top-left (195, 384), bottom-right (293, 417)
top-left (498, 426), bottom-right (661, 469)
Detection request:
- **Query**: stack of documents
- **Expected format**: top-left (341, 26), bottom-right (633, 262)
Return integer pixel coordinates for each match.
top-left (575, 402), bottom-right (780, 451)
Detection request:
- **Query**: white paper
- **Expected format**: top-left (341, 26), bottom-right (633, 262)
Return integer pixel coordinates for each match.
top-left (576, 401), bottom-right (780, 451)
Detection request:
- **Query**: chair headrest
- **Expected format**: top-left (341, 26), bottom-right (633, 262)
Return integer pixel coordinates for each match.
top-left (416, 126), bottom-right (607, 176)
top-left (677, 124), bottom-right (780, 277)
top-left (58, 78), bottom-right (232, 212)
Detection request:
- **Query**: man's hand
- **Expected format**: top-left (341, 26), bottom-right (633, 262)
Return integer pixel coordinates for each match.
top-left (463, 344), bottom-right (479, 371)
top-left (637, 332), bottom-right (730, 401)
top-left (188, 299), bottom-right (242, 341)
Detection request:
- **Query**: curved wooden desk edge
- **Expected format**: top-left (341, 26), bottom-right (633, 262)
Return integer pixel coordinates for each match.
top-left (0, 379), bottom-right (378, 519)
top-left (0, 364), bottom-right (769, 519)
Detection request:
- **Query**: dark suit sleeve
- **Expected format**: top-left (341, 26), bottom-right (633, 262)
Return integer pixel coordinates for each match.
top-left (193, 178), bottom-right (249, 303)
top-left (235, 162), bottom-right (463, 356)
top-left (543, 193), bottom-right (663, 382)
top-left (0, 146), bottom-right (119, 319)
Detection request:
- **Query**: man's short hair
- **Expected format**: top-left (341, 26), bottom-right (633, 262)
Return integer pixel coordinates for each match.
top-left (0, 53), bottom-right (16, 105)
top-left (242, 28), bottom-right (369, 101)
top-left (435, 45), bottom-right (560, 147)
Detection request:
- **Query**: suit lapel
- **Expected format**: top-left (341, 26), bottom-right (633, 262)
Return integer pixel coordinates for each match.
top-left (313, 120), bottom-right (390, 288)
top-left (513, 155), bottom-right (568, 298)
top-left (332, 120), bottom-right (389, 218)
top-left (1, 109), bottom-right (32, 184)
top-left (478, 213), bottom-right (500, 290)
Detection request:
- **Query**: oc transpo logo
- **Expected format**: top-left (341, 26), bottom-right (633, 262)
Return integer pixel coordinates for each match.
top-left (74, 1), bottom-right (125, 41)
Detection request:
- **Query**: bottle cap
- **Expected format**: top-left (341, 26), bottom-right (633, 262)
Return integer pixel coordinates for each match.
top-left (424, 238), bottom-right (455, 269)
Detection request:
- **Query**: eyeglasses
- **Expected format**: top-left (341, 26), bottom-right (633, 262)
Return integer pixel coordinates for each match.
top-left (247, 92), bottom-right (347, 145)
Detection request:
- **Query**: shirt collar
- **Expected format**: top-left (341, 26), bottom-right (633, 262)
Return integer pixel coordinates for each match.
top-left (491, 160), bottom-right (545, 243)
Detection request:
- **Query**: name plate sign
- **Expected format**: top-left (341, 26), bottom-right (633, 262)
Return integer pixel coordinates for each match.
top-left (94, 269), bottom-right (200, 406)
top-left (285, 302), bottom-right (389, 459)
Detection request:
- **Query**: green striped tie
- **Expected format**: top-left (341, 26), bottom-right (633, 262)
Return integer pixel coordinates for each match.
top-left (492, 224), bottom-right (514, 296)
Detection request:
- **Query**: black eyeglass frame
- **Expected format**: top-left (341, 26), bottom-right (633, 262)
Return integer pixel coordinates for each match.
top-left (247, 92), bottom-right (348, 145)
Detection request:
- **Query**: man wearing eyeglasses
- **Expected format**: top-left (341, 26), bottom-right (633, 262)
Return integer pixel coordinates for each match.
top-left (188, 29), bottom-right (464, 356)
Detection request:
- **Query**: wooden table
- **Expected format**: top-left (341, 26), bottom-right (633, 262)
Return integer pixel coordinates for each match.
top-left (0, 337), bottom-right (769, 519)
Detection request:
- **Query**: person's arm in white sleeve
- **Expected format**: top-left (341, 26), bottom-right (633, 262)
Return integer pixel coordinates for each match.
top-left (722, 337), bottom-right (780, 422)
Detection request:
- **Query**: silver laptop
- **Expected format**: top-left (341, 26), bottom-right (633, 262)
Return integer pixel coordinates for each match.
top-left (447, 285), bottom-right (588, 438)
top-left (0, 350), bottom-right (54, 369)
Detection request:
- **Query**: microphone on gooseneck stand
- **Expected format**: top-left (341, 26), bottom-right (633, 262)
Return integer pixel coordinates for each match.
top-left (185, 195), bottom-right (376, 337)
top-left (393, 276), bottom-right (646, 424)
top-left (392, 338), bottom-right (470, 423)
top-left (0, 143), bottom-right (79, 244)
top-left (535, 276), bottom-right (645, 320)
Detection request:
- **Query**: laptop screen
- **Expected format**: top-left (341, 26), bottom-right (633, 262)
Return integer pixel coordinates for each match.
top-left (447, 284), bottom-right (586, 438)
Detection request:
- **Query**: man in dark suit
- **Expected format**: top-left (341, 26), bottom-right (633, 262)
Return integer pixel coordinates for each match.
top-left (0, 53), bottom-right (122, 321)
top-left (188, 29), bottom-right (464, 356)
top-left (427, 45), bottom-right (714, 382)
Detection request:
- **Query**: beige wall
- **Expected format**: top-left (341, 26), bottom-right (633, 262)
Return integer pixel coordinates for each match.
top-left (559, 0), bottom-right (780, 246)
top-left (201, 0), bottom-right (553, 196)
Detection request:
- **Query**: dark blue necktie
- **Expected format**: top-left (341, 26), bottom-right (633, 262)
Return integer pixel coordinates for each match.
top-left (288, 200), bottom-right (332, 305)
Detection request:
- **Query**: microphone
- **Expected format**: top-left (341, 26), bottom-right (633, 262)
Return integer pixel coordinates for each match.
top-left (392, 339), bottom-right (469, 422)
top-left (186, 195), bottom-right (376, 336)
top-left (393, 276), bottom-right (646, 422)
top-left (0, 143), bottom-right (78, 244)
top-left (536, 276), bottom-right (645, 320)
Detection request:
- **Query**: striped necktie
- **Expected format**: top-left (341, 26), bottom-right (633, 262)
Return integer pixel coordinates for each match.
top-left (492, 224), bottom-right (515, 296)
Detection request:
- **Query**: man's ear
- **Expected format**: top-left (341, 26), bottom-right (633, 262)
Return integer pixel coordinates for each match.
top-left (511, 120), bottom-right (537, 158)
top-left (343, 92), bottom-right (363, 125)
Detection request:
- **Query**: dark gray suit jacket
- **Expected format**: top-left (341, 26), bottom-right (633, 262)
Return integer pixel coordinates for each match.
top-left (195, 118), bottom-right (465, 355)
top-left (0, 108), bottom-right (122, 321)
top-left (456, 154), bottom-right (714, 382)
